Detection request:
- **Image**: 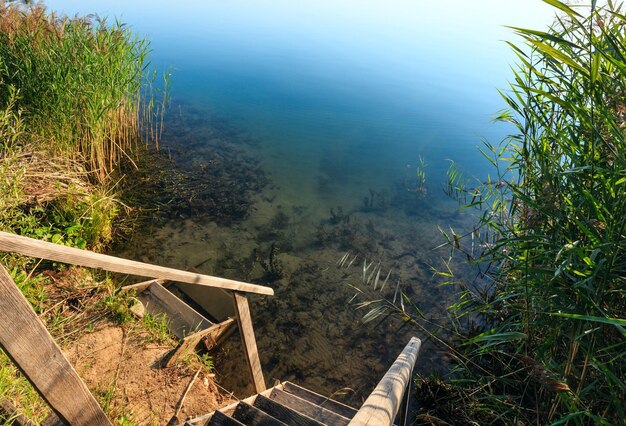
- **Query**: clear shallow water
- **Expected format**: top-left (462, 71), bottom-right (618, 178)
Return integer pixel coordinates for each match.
top-left (48, 0), bottom-right (555, 406)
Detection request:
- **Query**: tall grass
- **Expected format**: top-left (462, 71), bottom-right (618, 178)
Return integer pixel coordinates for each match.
top-left (352, 1), bottom-right (626, 424)
top-left (0, 2), bottom-right (152, 183)
top-left (438, 1), bottom-right (626, 423)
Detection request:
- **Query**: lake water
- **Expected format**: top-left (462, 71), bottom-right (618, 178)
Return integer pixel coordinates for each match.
top-left (48, 0), bottom-right (555, 406)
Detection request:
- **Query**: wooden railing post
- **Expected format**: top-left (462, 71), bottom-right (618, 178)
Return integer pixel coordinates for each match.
top-left (0, 264), bottom-right (112, 426)
top-left (233, 292), bottom-right (266, 393)
top-left (349, 337), bottom-right (421, 426)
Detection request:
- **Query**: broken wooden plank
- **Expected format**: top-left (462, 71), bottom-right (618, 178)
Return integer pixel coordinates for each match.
top-left (233, 292), bottom-right (266, 393)
top-left (0, 231), bottom-right (273, 296)
top-left (348, 337), bottom-right (421, 426)
top-left (139, 281), bottom-right (213, 339)
top-left (0, 264), bottom-right (111, 426)
top-left (166, 318), bottom-right (237, 368)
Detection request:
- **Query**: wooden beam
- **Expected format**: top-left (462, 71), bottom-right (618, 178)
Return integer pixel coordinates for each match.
top-left (165, 318), bottom-right (237, 368)
top-left (0, 231), bottom-right (273, 296)
top-left (0, 264), bottom-right (111, 426)
top-left (348, 337), bottom-right (421, 426)
top-left (233, 292), bottom-right (266, 393)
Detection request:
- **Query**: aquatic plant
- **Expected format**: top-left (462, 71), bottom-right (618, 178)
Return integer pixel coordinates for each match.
top-left (256, 243), bottom-right (285, 282)
top-left (361, 188), bottom-right (387, 212)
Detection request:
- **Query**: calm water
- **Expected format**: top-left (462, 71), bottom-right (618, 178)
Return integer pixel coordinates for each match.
top-left (49, 0), bottom-right (554, 405)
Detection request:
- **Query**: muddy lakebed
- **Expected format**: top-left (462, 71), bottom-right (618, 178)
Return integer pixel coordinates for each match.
top-left (117, 101), bottom-right (476, 405)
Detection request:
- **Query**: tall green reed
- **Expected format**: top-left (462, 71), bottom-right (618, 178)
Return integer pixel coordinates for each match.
top-left (351, 1), bottom-right (626, 424)
top-left (0, 3), bottom-right (155, 183)
top-left (440, 1), bottom-right (626, 423)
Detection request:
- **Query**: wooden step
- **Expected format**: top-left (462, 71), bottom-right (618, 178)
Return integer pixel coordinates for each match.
top-left (122, 279), bottom-right (236, 366)
top-left (269, 389), bottom-right (350, 426)
top-left (231, 402), bottom-right (287, 426)
top-left (253, 394), bottom-right (323, 426)
top-left (184, 384), bottom-right (285, 426)
top-left (282, 382), bottom-right (357, 419)
top-left (208, 411), bottom-right (246, 426)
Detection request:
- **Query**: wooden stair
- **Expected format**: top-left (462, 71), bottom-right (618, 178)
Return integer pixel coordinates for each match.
top-left (186, 382), bottom-right (358, 426)
top-left (122, 279), bottom-right (237, 366)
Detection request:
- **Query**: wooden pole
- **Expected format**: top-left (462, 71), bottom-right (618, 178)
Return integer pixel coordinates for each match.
top-left (0, 264), bottom-right (111, 426)
top-left (233, 292), bottom-right (266, 393)
top-left (0, 231), bottom-right (273, 296)
top-left (349, 337), bottom-right (421, 426)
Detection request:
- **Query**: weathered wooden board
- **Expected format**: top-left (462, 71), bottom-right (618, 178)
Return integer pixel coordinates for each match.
top-left (174, 283), bottom-right (236, 322)
top-left (0, 264), bottom-right (111, 426)
top-left (0, 231), bottom-right (273, 295)
top-left (254, 394), bottom-right (323, 426)
top-left (139, 281), bottom-right (213, 339)
top-left (207, 410), bottom-right (245, 426)
top-left (283, 381), bottom-right (357, 419)
top-left (348, 337), bottom-right (421, 426)
top-left (184, 383), bottom-right (285, 426)
top-left (232, 401), bottom-right (287, 426)
top-left (269, 389), bottom-right (350, 426)
top-left (166, 318), bottom-right (237, 367)
top-left (121, 278), bottom-right (167, 294)
top-left (233, 292), bottom-right (266, 393)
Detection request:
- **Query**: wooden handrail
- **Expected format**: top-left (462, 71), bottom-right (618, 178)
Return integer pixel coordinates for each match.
top-left (349, 337), bottom-right (421, 426)
top-left (0, 231), bottom-right (274, 296)
top-left (0, 264), bottom-right (112, 425)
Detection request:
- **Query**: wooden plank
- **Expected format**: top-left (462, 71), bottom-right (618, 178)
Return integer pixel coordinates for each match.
top-left (232, 402), bottom-right (287, 426)
top-left (166, 318), bottom-right (237, 368)
top-left (233, 292), bottom-right (266, 393)
top-left (348, 337), bottom-right (421, 426)
top-left (139, 281), bottom-right (213, 339)
top-left (207, 411), bottom-right (245, 426)
top-left (174, 283), bottom-right (236, 322)
top-left (0, 397), bottom-right (36, 426)
top-left (120, 278), bottom-right (167, 294)
top-left (184, 383), bottom-right (285, 426)
top-left (269, 389), bottom-right (350, 426)
top-left (0, 264), bottom-right (111, 426)
top-left (0, 231), bottom-right (273, 296)
top-left (283, 381), bottom-right (357, 419)
top-left (254, 394), bottom-right (323, 426)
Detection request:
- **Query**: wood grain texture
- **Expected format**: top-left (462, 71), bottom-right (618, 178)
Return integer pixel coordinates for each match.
top-left (269, 389), bottom-right (350, 426)
top-left (120, 278), bottom-right (167, 294)
top-left (253, 394), bottom-right (324, 426)
top-left (283, 381), bottom-right (357, 419)
top-left (0, 264), bottom-right (111, 426)
top-left (139, 281), bottom-right (213, 339)
top-left (232, 402), bottom-right (287, 426)
top-left (348, 337), bottom-right (421, 426)
top-left (0, 231), bottom-right (273, 296)
top-left (233, 292), bottom-right (266, 393)
top-left (207, 411), bottom-right (245, 426)
top-left (184, 383), bottom-right (285, 425)
top-left (166, 318), bottom-right (236, 368)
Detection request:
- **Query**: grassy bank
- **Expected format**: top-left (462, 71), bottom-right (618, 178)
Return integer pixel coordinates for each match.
top-left (0, 3), bottom-right (204, 424)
